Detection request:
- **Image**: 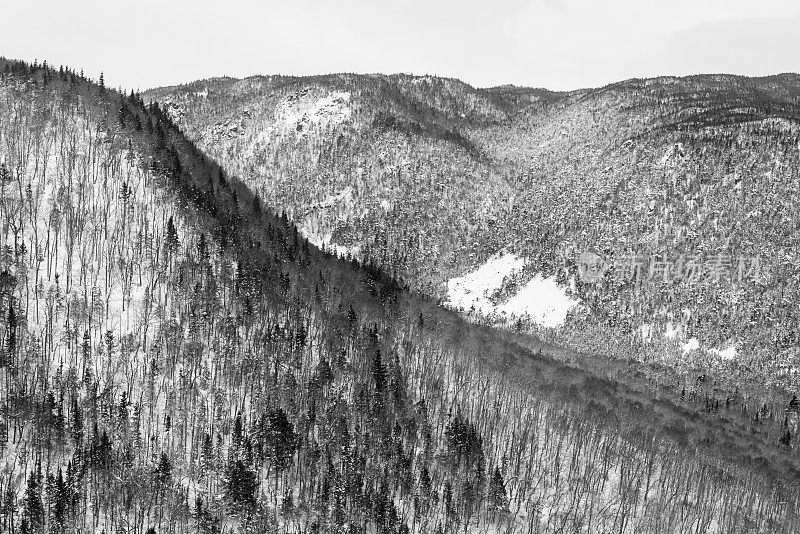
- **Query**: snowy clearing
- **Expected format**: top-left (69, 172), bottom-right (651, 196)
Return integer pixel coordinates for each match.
top-left (635, 321), bottom-right (738, 360)
top-left (446, 251), bottom-right (578, 327)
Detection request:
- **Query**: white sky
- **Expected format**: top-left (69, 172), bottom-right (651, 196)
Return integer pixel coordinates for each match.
top-left (3, 0), bottom-right (799, 91)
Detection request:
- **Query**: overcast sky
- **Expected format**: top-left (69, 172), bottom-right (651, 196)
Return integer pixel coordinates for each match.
top-left (3, 0), bottom-right (799, 91)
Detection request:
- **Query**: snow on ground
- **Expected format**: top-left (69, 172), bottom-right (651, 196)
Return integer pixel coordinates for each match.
top-left (664, 321), bottom-right (679, 339)
top-left (446, 251), bottom-right (578, 327)
top-left (241, 90), bottom-right (353, 152)
top-left (499, 274), bottom-right (579, 327)
top-left (682, 337), bottom-right (738, 359)
top-left (312, 186), bottom-right (354, 210)
top-left (640, 323), bottom-right (653, 341)
top-left (297, 219), bottom-right (359, 258)
top-left (447, 252), bottom-right (525, 310)
top-left (410, 76), bottom-right (435, 85)
top-left (275, 90), bottom-right (352, 139)
top-left (682, 337), bottom-right (700, 353)
top-left (659, 142), bottom-right (685, 165)
top-left (638, 321), bottom-right (738, 359)
top-left (296, 187), bottom-right (360, 258)
top-left (710, 345), bottom-right (738, 360)
top-left (646, 322), bottom-right (739, 360)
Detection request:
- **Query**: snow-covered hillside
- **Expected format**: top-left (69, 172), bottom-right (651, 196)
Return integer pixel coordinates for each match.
top-left (275, 90), bottom-right (352, 139)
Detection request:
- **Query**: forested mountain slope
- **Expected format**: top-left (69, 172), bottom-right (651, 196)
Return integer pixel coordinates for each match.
top-left (144, 74), bottom-right (520, 292)
top-left (145, 73), bottom-right (800, 407)
top-left (0, 58), bottom-right (799, 534)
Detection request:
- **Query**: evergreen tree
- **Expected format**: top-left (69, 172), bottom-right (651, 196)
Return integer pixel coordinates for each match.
top-left (23, 467), bottom-right (44, 531)
top-left (154, 452), bottom-right (172, 487)
top-left (371, 348), bottom-right (386, 394)
top-left (4, 301), bottom-right (16, 368)
top-left (264, 408), bottom-right (297, 473)
top-left (223, 458), bottom-right (257, 509)
top-left (487, 467), bottom-right (508, 513)
top-left (165, 216), bottom-right (180, 255)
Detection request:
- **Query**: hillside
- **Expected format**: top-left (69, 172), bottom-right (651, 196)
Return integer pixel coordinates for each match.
top-left (0, 58), bottom-right (799, 534)
top-left (145, 72), bottom-right (800, 403)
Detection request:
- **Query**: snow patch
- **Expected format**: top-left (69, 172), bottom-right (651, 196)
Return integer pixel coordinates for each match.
top-left (446, 252), bottom-right (578, 327)
top-left (311, 186), bottom-right (353, 210)
top-left (502, 274), bottom-right (579, 327)
top-left (682, 337), bottom-right (700, 353)
top-left (664, 321), bottom-right (680, 339)
top-left (710, 345), bottom-right (738, 360)
top-left (659, 142), bottom-right (685, 165)
top-left (300, 226), bottom-right (359, 258)
top-left (275, 90), bottom-right (352, 139)
top-left (659, 325), bottom-right (738, 360)
top-left (297, 187), bottom-right (359, 258)
top-left (682, 336), bottom-right (737, 360)
top-left (640, 323), bottom-right (652, 341)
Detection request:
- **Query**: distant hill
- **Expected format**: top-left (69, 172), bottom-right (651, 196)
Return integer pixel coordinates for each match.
top-left (146, 72), bottom-right (800, 397)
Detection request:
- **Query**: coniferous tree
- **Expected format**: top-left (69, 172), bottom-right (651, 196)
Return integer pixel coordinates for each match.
top-left (223, 457), bottom-right (257, 510)
top-left (23, 467), bottom-right (44, 532)
top-left (165, 216), bottom-right (180, 255)
top-left (265, 408), bottom-right (297, 473)
top-left (371, 349), bottom-right (386, 394)
top-left (154, 452), bottom-right (172, 487)
top-left (487, 467), bottom-right (508, 514)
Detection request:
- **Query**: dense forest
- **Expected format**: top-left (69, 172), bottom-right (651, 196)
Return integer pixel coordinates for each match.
top-left (145, 73), bottom-right (800, 436)
top-left (0, 57), bottom-right (798, 534)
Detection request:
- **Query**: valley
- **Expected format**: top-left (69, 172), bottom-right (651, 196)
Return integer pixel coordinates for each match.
top-left (0, 57), bottom-right (796, 533)
top-left (146, 72), bottom-right (800, 414)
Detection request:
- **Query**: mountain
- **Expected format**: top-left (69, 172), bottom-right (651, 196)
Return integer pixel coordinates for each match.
top-left (144, 74), bottom-right (513, 293)
top-left (0, 57), bottom-right (798, 534)
top-left (145, 72), bottom-right (800, 404)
